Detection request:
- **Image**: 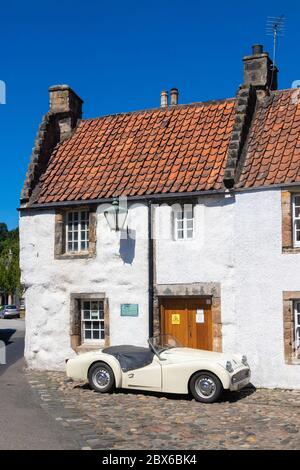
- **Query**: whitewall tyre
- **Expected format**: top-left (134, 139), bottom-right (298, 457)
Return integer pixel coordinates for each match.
top-left (88, 362), bottom-right (115, 393)
top-left (190, 372), bottom-right (223, 403)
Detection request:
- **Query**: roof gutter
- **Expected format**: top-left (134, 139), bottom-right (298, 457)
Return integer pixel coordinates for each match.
top-left (17, 188), bottom-right (227, 212)
top-left (18, 181), bottom-right (300, 213)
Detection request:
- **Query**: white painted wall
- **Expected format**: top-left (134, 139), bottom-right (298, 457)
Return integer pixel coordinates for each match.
top-left (155, 190), bottom-right (300, 389)
top-left (155, 196), bottom-right (237, 353)
top-left (20, 203), bottom-right (149, 370)
top-left (234, 189), bottom-right (300, 389)
top-left (20, 189), bottom-right (300, 388)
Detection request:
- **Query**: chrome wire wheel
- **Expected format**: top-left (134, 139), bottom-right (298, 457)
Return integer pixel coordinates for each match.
top-left (92, 368), bottom-right (111, 389)
top-left (195, 376), bottom-right (216, 399)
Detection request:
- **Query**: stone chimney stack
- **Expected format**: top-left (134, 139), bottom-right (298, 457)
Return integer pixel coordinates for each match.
top-left (49, 84), bottom-right (83, 140)
top-left (21, 85), bottom-right (83, 205)
top-left (170, 88), bottom-right (179, 106)
top-left (243, 44), bottom-right (278, 97)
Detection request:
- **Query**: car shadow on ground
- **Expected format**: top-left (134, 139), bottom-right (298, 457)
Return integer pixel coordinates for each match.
top-left (73, 383), bottom-right (256, 403)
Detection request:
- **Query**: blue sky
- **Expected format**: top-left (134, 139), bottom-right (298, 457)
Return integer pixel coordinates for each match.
top-left (0, 0), bottom-right (299, 229)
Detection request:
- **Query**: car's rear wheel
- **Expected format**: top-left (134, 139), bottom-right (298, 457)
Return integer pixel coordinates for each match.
top-left (190, 371), bottom-right (223, 403)
top-left (88, 362), bottom-right (115, 393)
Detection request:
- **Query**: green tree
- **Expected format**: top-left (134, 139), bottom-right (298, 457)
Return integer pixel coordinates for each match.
top-left (0, 225), bottom-right (21, 302)
top-left (0, 223), bottom-right (8, 243)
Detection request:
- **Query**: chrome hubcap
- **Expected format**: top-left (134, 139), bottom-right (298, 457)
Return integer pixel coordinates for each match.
top-left (195, 376), bottom-right (216, 399)
top-left (93, 368), bottom-right (110, 389)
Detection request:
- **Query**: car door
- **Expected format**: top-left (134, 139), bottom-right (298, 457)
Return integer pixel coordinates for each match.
top-left (122, 355), bottom-right (162, 391)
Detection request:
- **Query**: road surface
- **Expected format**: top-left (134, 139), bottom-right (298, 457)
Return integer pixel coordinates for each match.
top-left (0, 319), bottom-right (79, 449)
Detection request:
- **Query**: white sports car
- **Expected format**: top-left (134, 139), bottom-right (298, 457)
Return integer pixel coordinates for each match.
top-left (66, 335), bottom-right (251, 403)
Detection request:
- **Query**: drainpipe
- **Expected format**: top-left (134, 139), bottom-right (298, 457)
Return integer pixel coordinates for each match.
top-left (148, 200), bottom-right (154, 338)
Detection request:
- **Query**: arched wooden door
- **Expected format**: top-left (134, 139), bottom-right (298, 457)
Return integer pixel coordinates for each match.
top-left (161, 298), bottom-right (213, 350)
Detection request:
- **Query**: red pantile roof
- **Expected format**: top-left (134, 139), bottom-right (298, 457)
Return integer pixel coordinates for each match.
top-left (238, 89), bottom-right (300, 188)
top-left (36, 100), bottom-right (236, 203)
top-left (34, 89), bottom-right (300, 204)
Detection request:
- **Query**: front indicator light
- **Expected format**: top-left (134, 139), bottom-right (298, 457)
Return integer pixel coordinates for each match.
top-left (226, 361), bottom-right (234, 373)
top-left (242, 355), bottom-right (248, 366)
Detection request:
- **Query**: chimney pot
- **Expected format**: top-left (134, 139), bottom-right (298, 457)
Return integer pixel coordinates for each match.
top-left (160, 90), bottom-right (168, 108)
top-left (170, 88), bottom-right (179, 106)
top-left (252, 44), bottom-right (263, 55)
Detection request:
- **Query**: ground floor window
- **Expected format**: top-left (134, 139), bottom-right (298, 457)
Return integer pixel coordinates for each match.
top-left (283, 292), bottom-right (300, 364)
top-left (294, 301), bottom-right (300, 354)
top-left (70, 294), bottom-right (109, 352)
top-left (81, 300), bottom-right (105, 342)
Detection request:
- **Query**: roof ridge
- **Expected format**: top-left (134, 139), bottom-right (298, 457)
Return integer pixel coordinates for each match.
top-left (80, 97), bottom-right (236, 123)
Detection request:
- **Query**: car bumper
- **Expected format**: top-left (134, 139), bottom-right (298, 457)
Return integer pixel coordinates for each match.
top-left (229, 367), bottom-right (251, 391)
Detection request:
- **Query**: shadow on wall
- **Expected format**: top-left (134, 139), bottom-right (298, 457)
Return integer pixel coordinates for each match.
top-left (203, 194), bottom-right (236, 208)
top-left (119, 229), bottom-right (136, 264)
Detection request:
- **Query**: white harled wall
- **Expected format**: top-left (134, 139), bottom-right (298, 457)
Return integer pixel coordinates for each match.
top-left (20, 203), bottom-right (149, 370)
top-left (20, 189), bottom-right (300, 387)
top-left (155, 190), bottom-right (300, 389)
top-left (234, 190), bottom-right (300, 388)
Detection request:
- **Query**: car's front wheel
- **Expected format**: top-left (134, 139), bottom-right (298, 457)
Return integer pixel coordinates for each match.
top-left (88, 362), bottom-right (115, 393)
top-left (190, 371), bottom-right (223, 403)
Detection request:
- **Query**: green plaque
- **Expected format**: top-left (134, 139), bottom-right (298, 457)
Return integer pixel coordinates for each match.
top-left (120, 304), bottom-right (139, 317)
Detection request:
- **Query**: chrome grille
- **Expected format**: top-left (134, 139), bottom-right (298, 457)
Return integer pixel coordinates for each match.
top-left (231, 368), bottom-right (250, 384)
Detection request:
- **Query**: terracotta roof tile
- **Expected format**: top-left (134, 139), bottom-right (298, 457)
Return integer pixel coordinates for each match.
top-left (238, 89), bottom-right (300, 188)
top-left (36, 100), bottom-right (236, 203)
top-left (34, 89), bottom-right (300, 204)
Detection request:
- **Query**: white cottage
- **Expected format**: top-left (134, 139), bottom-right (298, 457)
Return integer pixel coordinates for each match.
top-left (20, 45), bottom-right (300, 388)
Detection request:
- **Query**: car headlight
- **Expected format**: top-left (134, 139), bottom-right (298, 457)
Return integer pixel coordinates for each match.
top-left (242, 355), bottom-right (248, 366)
top-left (226, 361), bottom-right (234, 373)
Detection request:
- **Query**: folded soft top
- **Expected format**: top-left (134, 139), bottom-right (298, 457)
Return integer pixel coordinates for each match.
top-left (102, 345), bottom-right (154, 372)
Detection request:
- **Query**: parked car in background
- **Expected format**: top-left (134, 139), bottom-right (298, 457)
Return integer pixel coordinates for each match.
top-left (0, 305), bottom-right (20, 319)
top-left (66, 334), bottom-right (251, 403)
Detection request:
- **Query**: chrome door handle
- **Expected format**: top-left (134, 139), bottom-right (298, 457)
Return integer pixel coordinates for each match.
top-left (128, 373), bottom-right (134, 378)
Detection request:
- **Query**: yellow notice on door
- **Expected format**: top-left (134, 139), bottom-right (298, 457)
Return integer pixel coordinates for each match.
top-left (171, 314), bottom-right (180, 325)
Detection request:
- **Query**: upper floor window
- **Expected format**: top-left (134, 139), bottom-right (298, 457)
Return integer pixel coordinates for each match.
top-left (292, 194), bottom-right (300, 247)
top-left (66, 210), bottom-right (89, 253)
top-left (173, 205), bottom-right (194, 240)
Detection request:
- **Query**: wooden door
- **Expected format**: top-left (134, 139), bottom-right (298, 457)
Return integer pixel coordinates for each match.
top-left (161, 298), bottom-right (213, 350)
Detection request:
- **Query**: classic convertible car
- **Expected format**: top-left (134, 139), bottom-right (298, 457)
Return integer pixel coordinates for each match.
top-left (66, 335), bottom-right (251, 403)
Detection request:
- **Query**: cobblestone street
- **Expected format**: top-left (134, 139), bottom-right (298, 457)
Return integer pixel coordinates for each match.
top-left (27, 370), bottom-right (300, 450)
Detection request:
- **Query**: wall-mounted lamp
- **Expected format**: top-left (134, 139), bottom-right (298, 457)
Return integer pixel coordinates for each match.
top-left (104, 198), bottom-right (128, 231)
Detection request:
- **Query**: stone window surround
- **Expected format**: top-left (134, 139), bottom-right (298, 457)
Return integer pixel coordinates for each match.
top-left (153, 282), bottom-right (222, 352)
top-left (283, 291), bottom-right (300, 365)
top-left (281, 188), bottom-right (300, 254)
top-left (70, 292), bottom-right (110, 353)
top-left (54, 205), bottom-right (97, 259)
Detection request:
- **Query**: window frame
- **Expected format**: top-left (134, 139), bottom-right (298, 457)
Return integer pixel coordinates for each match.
top-left (292, 194), bottom-right (300, 248)
top-left (65, 209), bottom-right (90, 253)
top-left (81, 299), bottom-right (105, 344)
top-left (173, 204), bottom-right (194, 241)
top-left (293, 300), bottom-right (300, 356)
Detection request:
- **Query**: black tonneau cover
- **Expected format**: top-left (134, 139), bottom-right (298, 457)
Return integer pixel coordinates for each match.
top-left (102, 345), bottom-right (154, 372)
